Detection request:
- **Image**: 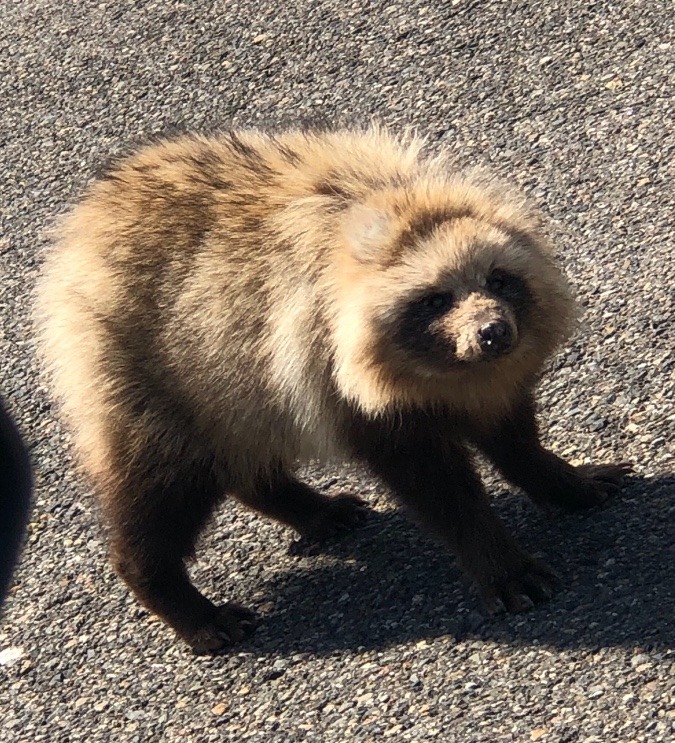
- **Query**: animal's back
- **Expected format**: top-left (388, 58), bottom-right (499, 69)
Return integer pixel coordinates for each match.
top-left (36, 128), bottom-right (423, 484)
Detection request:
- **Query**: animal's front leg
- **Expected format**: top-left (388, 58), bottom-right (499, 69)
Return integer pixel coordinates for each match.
top-left (471, 395), bottom-right (633, 513)
top-left (348, 414), bottom-right (560, 613)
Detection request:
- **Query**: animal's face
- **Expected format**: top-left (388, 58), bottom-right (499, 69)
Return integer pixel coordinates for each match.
top-left (337, 191), bottom-right (577, 397)
top-left (391, 273), bottom-right (525, 375)
top-left (379, 221), bottom-right (541, 376)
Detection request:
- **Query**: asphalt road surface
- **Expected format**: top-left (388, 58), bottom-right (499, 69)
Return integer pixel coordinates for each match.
top-left (1, 1), bottom-right (673, 741)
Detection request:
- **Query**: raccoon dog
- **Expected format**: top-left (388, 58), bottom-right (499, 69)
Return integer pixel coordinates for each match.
top-left (36, 127), bottom-right (631, 653)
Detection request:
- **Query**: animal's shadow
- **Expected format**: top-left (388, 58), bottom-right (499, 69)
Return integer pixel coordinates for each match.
top-left (242, 474), bottom-right (674, 655)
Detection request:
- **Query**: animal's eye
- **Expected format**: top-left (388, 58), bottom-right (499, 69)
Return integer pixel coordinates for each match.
top-left (487, 271), bottom-right (509, 294)
top-left (420, 292), bottom-right (453, 310)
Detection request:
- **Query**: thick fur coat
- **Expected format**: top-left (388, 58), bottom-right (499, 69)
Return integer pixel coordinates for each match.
top-left (36, 127), bottom-right (630, 652)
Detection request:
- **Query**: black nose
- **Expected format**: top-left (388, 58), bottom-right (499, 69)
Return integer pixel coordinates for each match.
top-left (478, 320), bottom-right (513, 355)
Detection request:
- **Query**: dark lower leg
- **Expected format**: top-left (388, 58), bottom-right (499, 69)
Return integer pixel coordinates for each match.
top-left (112, 547), bottom-right (255, 653)
top-left (104, 461), bottom-right (255, 653)
top-left (348, 412), bottom-right (560, 613)
top-left (471, 395), bottom-right (632, 512)
top-left (233, 470), bottom-right (368, 541)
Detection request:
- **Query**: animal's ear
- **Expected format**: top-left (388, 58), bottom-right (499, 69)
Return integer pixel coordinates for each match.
top-left (342, 204), bottom-right (393, 264)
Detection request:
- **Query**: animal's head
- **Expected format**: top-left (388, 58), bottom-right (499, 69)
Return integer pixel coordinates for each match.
top-left (333, 179), bottom-right (577, 415)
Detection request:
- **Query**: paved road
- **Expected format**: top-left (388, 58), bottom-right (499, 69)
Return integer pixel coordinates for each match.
top-left (1, 1), bottom-right (673, 741)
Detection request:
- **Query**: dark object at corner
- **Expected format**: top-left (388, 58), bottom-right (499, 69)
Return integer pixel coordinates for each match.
top-left (0, 397), bottom-right (32, 609)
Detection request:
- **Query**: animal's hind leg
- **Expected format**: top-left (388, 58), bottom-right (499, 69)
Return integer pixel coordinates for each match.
top-left (232, 470), bottom-right (369, 554)
top-left (104, 457), bottom-right (256, 654)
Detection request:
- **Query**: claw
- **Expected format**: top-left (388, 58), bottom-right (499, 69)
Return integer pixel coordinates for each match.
top-left (188, 602), bottom-right (258, 654)
top-left (288, 538), bottom-right (323, 557)
top-left (502, 589), bottom-right (534, 613)
top-left (577, 461), bottom-right (634, 485)
top-left (479, 557), bottom-right (561, 615)
top-left (288, 494), bottom-right (370, 556)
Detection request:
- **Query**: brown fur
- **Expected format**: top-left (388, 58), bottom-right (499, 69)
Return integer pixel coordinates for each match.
top-left (35, 126), bottom-right (630, 652)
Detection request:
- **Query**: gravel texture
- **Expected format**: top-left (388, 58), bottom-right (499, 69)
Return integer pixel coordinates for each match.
top-left (1, 1), bottom-right (673, 741)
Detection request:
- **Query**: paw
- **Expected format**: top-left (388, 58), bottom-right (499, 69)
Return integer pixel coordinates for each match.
top-left (564, 461), bottom-right (634, 511)
top-left (576, 461), bottom-right (633, 488)
top-left (477, 556), bottom-right (562, 614)
top-left (288, 494), bottom-right (369, 556)
top-left (186, 602), bottom-right (258, 655)
top-left (317, 493), bottom-right (370, 534)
